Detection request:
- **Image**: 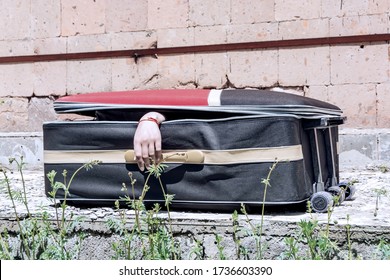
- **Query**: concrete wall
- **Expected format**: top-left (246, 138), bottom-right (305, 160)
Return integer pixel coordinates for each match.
top-left (0, 0), bottom-right (389, 167)
top-left (2, 217), bottom-right (389, 260)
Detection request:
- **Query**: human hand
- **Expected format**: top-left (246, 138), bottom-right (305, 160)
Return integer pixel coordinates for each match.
top-left (133, 112), bottom-right (165, 171)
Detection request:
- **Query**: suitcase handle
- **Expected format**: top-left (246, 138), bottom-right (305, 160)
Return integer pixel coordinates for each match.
top-left (124, 150), bottom-right (205, 164)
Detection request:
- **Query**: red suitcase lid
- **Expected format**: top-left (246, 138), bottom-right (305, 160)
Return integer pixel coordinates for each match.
top-left (54, 89), bottom-right (343, 119)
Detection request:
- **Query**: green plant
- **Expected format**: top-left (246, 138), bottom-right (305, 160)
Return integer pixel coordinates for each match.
top-left (107, 160), bottom-right (180, 260)
top-left (214, 234), bottom-right (226, 260)
top-left (232, 210), bottom-right (249, 260)
top-left (189, 238), bottom-right (204, 260)
top-left (378, 164), bottom-right (389, 173)
top-left (0, 157), bottom-right (99, 259)
top-left (281, 236), bottom-right (301, 260)
top-left (2, 155), bottom-right (390, 260)
top-left (345, 214), bottom-right (353, 260)
top-left (0, 229), bottom-right (11, 260)
top-left (239, 161), bottom-right (278, 260)
top-left (280, 200), bottom-right (341, 260)
top-left (375, 239), bottom-right (390, 260)
top-left (373, 187), bottom-right (388, 217)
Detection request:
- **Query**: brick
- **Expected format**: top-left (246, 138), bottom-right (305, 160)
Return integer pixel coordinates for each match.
top-left (330, 14), bottom-right (389, 36)
top-left (0, 0), bottom-right (30, 40)
top-left (33, 61), bottom-right (67, 96)
top-left (112, 57), bottom-right (159, 90)
top-left (327, 84), bottom-right (377, 128)
top-left (194, 25), bottom-right (227, 45)
top-left (67, 34), bottom-right (111, 53)
top-left (0, 97), bottom-right (28, 113)
top-left (0, 98), bottom-right (28, 132)
top-left (66, 60), bottom-right (112, 94)
top-left (377, 83), bottom-right (390, 128)
top-left (111, 31), bottom-right (157, 50)
top-left (330, 44), bottom-right (388, 84)
top-left (228, 50), bottom-right (278, 88)
top-left (148, 0), bottom-right (189, 29)
top-left (279, 46), bottom-right (330, 86)
top-left (0, 64), bottom-right (34, 97)
top-left (157, 54), bottom-right (195, 88)
top-left (57, 113), bottom-right (94, 122)
top-left (278, 18), bottom-right (329, 40)
top-left (322, 0), bottom-right (389, 18)
top-left (31, 0), bottom-right (61, 38)
top-left (195, 53), bottom-right (229, 88)
top-left (27, 97), bottom-right (57, 131)
top-left (189, 0), bottom-right (230, 26)
top-left (227, 22), bottom-right (279, 43)
top-left (304, 85), bottom-right (329, 102)
top-left (0, 40), bottom-right (33, 56)
top-left (33, 37), bottom-right (67, 54)
top-left (106, 0), bottom-right (148, 32)
top-left (61, 0), bottom-right (105, 36)
top-left (231, 0), bottom-right (274, 24)
top-left (0, 97), bottom-right (56, 132)
top-left (275, 0), bottom-right (321, 21)
top-left (157, 28), bottom-right (194, 48)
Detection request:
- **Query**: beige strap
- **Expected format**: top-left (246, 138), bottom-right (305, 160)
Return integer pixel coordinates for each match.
top-left (44, 145), bottom-right (303, 165)
top-left (124, 150), bottom-right (205, 164)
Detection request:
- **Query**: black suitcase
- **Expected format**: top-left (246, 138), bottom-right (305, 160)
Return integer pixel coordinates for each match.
top-left (43, 89), bottom-right (350, 212)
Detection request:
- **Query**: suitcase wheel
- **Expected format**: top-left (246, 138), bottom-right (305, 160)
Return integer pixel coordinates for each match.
top-left (338, 182), bottom-right (356, 201)
top-left (310, 191), bottom-right (334, 213)
top-left (327, 186), bottom-right (346, 205)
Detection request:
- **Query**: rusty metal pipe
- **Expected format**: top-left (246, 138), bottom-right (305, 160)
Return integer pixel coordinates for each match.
top-left (0, 33), bottom-right (389, 64)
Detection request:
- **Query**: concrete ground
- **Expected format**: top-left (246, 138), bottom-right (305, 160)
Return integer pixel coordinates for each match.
top-left (1, 165), bottom-right (389, 259)
top-left (1, 166), bottom-right (389, 226)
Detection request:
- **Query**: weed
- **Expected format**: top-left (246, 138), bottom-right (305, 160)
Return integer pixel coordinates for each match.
top-left (107, 160), bottom-right (180, 260)
top-left (2, 157), bottom-right (390, 260)
top-left (345, 214), bottom-right (353, 260)
top-left (375, 239), bottom-right (390, 260)
top-left (189, 238), bottom-right (204, 260)
top-left (215, 234), bottom-right (226, 260)
top-left (280, 199), bottom-right (342, 260)
top-left (0, 157), bottom-right (99, 259)
top-left (238, 161), bottom-right (278, 260)
top-left (378, 164), bottom-right (389, 173)
top-left (281, 236), bottom-right (301, 260)
top-left (373, 187), bottom-right (388, 217)
top-left (0, 229), bottom-right (11, 260)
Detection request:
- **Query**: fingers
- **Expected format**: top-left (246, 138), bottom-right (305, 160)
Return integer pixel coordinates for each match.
top-left (134, 142), bottom-right (145, 171)
top-left (155, 136), bottom-right (162, 163)
top-left (133, 121), bottom-right (163, 171)
top-left (142, 143), bottom-right (151, 170)
top-left (148, 143), bottom-right (156, 164)
top-left (136, 142), bottom-right (159, 171)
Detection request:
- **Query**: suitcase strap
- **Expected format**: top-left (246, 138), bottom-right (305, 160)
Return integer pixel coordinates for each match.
top-left (124, 150), bottom-right (205, 164)
top-left (124, 145), bottom-right (303, 165)
top-left (44, 145), bottom-right (303, 165)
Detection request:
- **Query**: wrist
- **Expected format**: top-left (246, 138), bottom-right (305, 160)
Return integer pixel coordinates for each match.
top-left (139, 112), bottom-right (165, 125)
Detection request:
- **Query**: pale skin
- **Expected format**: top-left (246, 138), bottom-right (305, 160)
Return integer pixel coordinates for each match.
top-left (133, 112), bottom-right (166, 171)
